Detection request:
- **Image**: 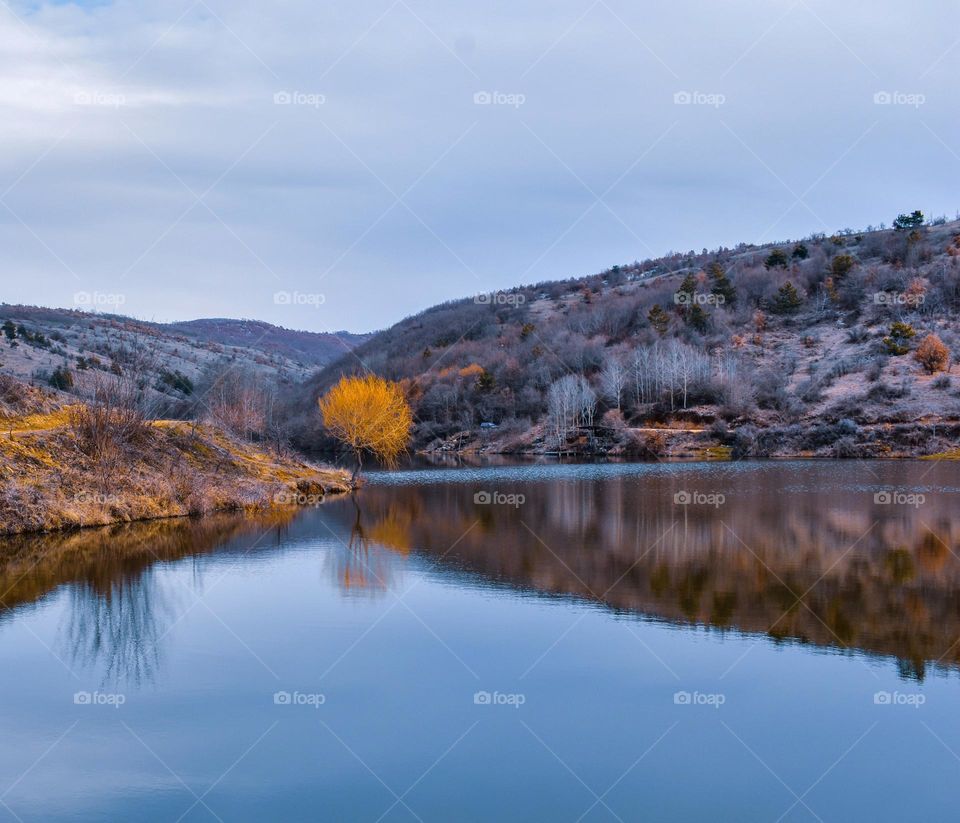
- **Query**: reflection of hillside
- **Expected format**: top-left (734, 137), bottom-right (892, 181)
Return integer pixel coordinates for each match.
top-left (0, 512), bottom-right (297, 684)
top-left (341, 475), bottom-right (960, 679)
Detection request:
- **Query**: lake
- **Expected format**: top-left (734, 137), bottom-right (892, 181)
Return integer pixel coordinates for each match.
top-left (0, 459), bottom-right (958, 821)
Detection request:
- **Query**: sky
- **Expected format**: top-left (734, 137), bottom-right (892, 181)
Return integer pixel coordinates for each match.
top-left (1, 0), bottom-right (958, 333)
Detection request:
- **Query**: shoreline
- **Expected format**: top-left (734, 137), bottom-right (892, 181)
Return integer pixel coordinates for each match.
top-left (0, 416), bottom-right (354, 538)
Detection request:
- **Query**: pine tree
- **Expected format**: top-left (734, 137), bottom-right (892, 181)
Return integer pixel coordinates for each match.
top-left (772, 281), bottom-right (802, 314)
top-left (688, 305), bottom-right (709, 333)
top-left (675, 273), bottom-right (697, 306)
top-left (648, 305), bottom-right (670, 336)
top-left (831, 254), bottom-right (856, 280)
top-left (708, 263), bottom-right (736, 307)
top-left (893, 211), bottom-right (924, 231)
top-left (765, 249), bottom-right (789, 270)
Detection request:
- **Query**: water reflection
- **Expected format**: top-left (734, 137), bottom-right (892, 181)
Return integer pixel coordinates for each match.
top-left (1, 461), bottom-right (957, 684)
top-left (0, 512), bottom-right (297, 686)
top-left (332, 462), bottom-right (960, 680)
top-left (325, 497), bottom-right (414, 594)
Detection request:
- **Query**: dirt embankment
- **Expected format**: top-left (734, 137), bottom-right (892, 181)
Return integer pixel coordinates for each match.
top-left (0, 410), bottom-right (352, 536)
top-left (422, 416), bottom-right (960, 460)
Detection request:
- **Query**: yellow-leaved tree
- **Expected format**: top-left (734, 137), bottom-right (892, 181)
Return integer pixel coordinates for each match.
top-left (318, 375), bottom-right (412, 480)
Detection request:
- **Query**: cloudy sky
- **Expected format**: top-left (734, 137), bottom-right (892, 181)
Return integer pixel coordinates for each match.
top-left (1, 0), bottom-right (958, 332)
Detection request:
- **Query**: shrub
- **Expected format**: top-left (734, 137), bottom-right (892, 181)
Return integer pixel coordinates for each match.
top-left (845, 325), bottom-right (870, 344)
top-left (883, 322), bottom-right (916, 355)
top-left (49, 366), bottom-right (74, 391)
top-left (159, 369), bottom-right (194, 395)
top-left (914, 334), bottom-right (949, 373)
top-left (932, 374), bottom-right (951, 390)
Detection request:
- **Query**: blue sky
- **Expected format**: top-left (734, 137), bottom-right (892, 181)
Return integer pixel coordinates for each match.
top-left (1, 0), bottom-right (958, 332)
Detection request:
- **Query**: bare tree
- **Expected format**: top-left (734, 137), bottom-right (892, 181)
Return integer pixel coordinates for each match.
top-left (547, 374), bottom-right (596, 449)
top-left (599, 355), bottom-right (626, 411)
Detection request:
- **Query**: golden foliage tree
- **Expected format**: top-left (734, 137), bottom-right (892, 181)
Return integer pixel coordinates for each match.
top-left (914, 333), bottom-right (950, 374)
top-left (318, 375), bottom-right (412, 480)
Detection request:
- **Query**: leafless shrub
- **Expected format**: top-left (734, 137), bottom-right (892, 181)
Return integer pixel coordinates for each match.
top-left (932, 374), bottom-right (951, 390)
top-left (69, 373), bottom-right (149, 470)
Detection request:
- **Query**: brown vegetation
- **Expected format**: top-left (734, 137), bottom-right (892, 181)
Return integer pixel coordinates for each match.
top-left (915, 333), bottom-right (950, 374)
top-left (0, 383), bottom-right (350, 536)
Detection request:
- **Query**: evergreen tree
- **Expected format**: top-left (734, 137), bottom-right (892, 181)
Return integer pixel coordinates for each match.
top-left (772, 281), bottom-right (802, 314)
top-left (675, 273), bottom-right (697, 306)
top-left (893, 211), bottom-right (924, 231)
top-left (883, 322), bottom-right (916, 355)
top-left (831, 254), bottom-right (856, 280)
top-left (764, 249), bottom-right (789, 270)
top-left (708, 263), bottom-right (736, 307)
top-left (648, 305), bottom-right (670, 336)
top-left (688, 304), bottom-right (709, 333)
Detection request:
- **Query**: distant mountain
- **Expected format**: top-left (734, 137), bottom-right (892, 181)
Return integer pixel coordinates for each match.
top-left (166, 318), bottom-right (371, 369)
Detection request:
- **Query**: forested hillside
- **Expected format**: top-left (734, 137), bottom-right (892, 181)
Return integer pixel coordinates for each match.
top-left (303, 213), bottom-right (960, 458)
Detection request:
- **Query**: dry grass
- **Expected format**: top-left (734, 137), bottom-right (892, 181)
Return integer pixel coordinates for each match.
top-left (0, 410), bottom-right (351, 536)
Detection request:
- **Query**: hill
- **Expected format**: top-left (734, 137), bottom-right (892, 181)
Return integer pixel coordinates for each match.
top-left (165, 318), bottom-right (370, 367)
top-left (0, 306), bottom-right (370, 416)
top-left (302, 213), bottom-right (960, 458)
top-left (0, 375), bottom-right (350, 535)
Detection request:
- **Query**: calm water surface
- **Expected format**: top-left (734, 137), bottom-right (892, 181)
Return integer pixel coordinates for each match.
top-left (1, 460), bottom-right (959, 821)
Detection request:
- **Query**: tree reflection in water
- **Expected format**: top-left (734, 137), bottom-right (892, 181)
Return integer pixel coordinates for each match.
top-left (328, 498), bottom-right (413, 594)
top-left (0, 511), bottom-right (297, 686)
top-left (62, 570), bottom-right (171, 687)
top-left (322, 463), bottom-right (960, 681)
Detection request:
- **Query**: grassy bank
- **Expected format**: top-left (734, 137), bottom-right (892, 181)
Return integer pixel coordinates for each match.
top-left (0, 410), bottom-right (351, 536)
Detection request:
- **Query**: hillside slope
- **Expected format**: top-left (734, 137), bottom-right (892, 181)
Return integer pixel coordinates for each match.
top-left (303, 214), bottom-right (960, 458)
top-left (0, 306), bottom-right (367, 395)
top-left (0, 381), bottom-right (351, 536)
